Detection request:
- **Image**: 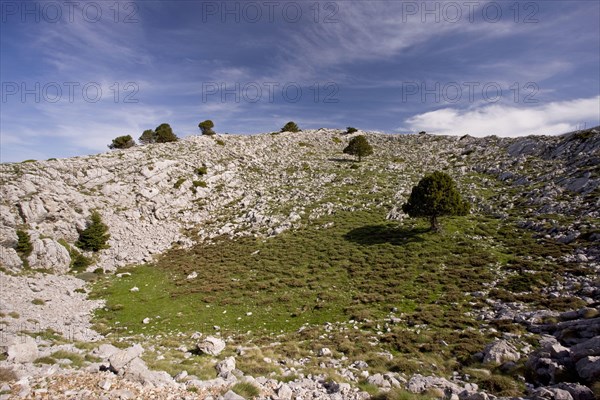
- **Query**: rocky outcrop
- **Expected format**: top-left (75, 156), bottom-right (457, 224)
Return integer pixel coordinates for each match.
top-left (526, 310), bottom-right (600, 386)
top-left (482, 339), bottom-right (521, 364)
top-left (1, 335), bottom-right (39, 363)
top-left (27, 237), bottom-right (71, 273)
top-left (0, 271), bottom-right (104, 341)
top-left (105, 345), bottom-right (176, 388)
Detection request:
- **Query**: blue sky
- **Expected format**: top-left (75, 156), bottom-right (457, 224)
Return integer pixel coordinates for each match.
top-left (1, 0), bottom-right (599, 162)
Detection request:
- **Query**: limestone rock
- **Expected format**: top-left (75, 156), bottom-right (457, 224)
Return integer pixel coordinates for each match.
top-left (215, 356), bottom-right (236, 378)
top-left (575, 356), bottom-right (600, 382)
top-left (27, 238), bottom-right (71, 273)
top-left (108, 344), bottom-right (144, 372)
top-left (550, 383), bottom-right (596, 400)
top-left (277, 383), bottom-right (293, 399)
top-left (2, 335), bottom-right (39, 363)
top-left (529, 387), bottom-right (574, 400)
top-left (407, 374), bottom-right (461, 395)
top-left (0, 247), bottom-right (22, 271)
top-left (482, 339), bottom-right (520, 364)
top-left (569, 336), bottom-right (600, 361)
top-left (123, 357), bottom-right (175, 387)
top-left (222, 390), bottom-right (245, 400)
top-left (197, 336), bottom-right (226, 356)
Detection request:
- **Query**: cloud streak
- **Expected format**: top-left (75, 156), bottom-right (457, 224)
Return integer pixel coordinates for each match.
top-left (401, 96), bottom-right (600, 137)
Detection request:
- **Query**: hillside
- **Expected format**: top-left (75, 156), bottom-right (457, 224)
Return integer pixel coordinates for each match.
top-left (0, 128), bottom-right (599, 399)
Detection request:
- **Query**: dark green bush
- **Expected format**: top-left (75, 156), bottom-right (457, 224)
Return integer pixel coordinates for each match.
top-left (16, 230), bottom-right (32, 257)
top-left (281, 121), bottom-right (300, 133)
top-left (108, 135), bottom-right (135, 149)
top-left (174, 178), bottom-right (186, 189)
top-left (76, 211), bottom-right (110, 252)
top-left (346, 127), bottom-right (358, 134)
top-left (199, 120), bottom-right (216, 136)
top-left (195, 166), bottom-right (208, 176)
top-left (155, 123), bottom-right (178, 143)
top-left (72, 252), bottom-right (93, 270)
top-left (139, 129), bottom-right (156, 145)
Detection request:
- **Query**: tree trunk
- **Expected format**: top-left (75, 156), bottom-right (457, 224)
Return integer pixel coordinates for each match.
top-left (430, 215), bottom-right (441, 233)
top-left (358, 154), bottom-right (362, 162)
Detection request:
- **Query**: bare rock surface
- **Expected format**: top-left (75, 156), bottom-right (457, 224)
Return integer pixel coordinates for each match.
top-left (0, 271), bottom-right (104, 341)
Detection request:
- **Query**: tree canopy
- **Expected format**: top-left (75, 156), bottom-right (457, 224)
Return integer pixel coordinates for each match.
top-left (139, 129), bottom-right (156, 145)
top-left (401, 171), bottom-right (469, 232)
top-left (198, 120), bottom-right (216, 136)
top-left (16, 230), bottom-right (32, 256)
top-left (155, 123), bottom-right (178, 143)
top-left (108, 135), bottom-right (135, 149)
top-left (343, 135), bottom-right (373, 162)
top-left (76, 211), bottom-right (111, 252)
top-left (138, 124), bottom-right (178, 144)
top-left (281, 121), bottom-right (300, 133)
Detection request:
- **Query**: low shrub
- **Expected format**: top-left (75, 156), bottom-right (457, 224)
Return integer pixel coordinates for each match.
top-left (232, 382), bottom-right (260, 398)
top-left (195, 166), bottom-right (208, 176)
top-left (174, 178), bottom-right (186, 189)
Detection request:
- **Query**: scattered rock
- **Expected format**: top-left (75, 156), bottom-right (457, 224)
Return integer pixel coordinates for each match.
top-left (222, 390), bottom-right (245, 400)
top-left (215, 356), bottom-right (236, 378)
top-left (3, 335), bottom-right (39, 363)
top-left (197, 336), bottom-right (226, 356)
top-left (109, 344), bottom-right (144, 372)
top-left (319, 347), bottom-right (332, 357)
top-left (482, 339), bottom-right (520, 364)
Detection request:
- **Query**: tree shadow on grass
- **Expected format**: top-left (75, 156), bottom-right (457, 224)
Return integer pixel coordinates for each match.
top-left (344, 224), bottom-right (428, 246)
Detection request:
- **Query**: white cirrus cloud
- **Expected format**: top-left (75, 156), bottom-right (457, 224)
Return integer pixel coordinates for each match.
top-left (401, 96), bottom-right (600, 137)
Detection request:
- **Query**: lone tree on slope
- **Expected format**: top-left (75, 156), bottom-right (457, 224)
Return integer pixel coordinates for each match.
top-left (402, 171), bottom-right (469, 233)
top-left (108, 135), bottom-right (135, 149)
top-left (76, 211), bottom-right (110, 252)
top-left (198, 120), bottom-right (216, 136)
top-left (343, 135), bottom-right (373, 162)
top-left (281, 121), bottom-right (300, 133)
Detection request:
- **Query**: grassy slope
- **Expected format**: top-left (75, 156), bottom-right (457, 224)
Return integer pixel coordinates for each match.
top-left (88, 133), bottom-right (593, 398)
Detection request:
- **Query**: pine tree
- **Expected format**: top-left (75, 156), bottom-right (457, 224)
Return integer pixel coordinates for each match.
top-left (198, 120), bottom-right (216, 136)
top-left (155, 123), bottom-right (178, 143)
top-left (108, 135), bottom-right (135, 149)
top-left (402, 171), bottom-right (470, 232)
top-left (343, 135), bottom-right (373, 162)
top-left (15, 230), bottom-right (33, 268)
top-left (281, 121), bottom-right (300, 133)
top-left (16, 230), bottom-right (33, 256)
top-left (76, 211), bottom-right (110, 252)
top-left (139, 129), bottom-right (156, 145)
